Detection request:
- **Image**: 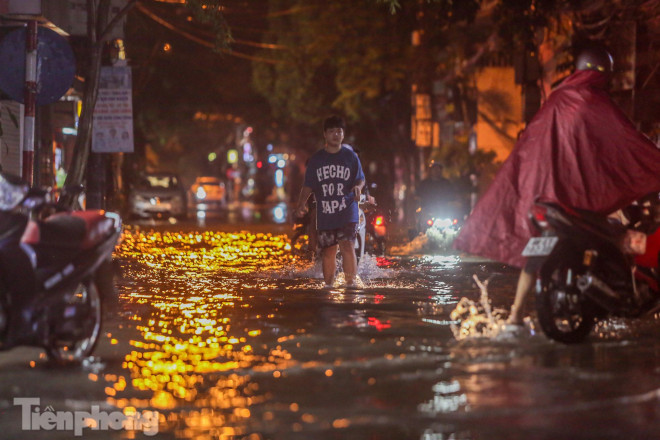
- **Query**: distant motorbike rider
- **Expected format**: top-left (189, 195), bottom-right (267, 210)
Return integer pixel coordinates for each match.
top-left (453, 45), bottom-right (660, 326)
top-left (417, 161), bottom-right (453, 210)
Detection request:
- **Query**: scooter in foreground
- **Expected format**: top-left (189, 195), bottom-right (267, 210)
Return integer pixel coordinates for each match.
top-left (0, 172), bottom-right (122, 362)
top-left (522, 197), bottom-right (660, 343)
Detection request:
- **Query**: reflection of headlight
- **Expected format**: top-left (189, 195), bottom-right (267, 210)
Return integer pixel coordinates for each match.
top-left (196, 187), bottom-right (207, 200)
top-left (433, 218), bottom-right (454, 228)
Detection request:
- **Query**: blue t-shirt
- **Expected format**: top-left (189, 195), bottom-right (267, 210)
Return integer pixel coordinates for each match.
top-left (304, 145), bottom-right (365, 231)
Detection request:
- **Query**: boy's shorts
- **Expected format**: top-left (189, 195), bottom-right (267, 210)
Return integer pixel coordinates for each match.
top-left (318, 222), bottom-right (358, 249)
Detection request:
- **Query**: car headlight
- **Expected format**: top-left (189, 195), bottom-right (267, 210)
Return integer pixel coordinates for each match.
top-left (0, 172), bottom-right (28, 210)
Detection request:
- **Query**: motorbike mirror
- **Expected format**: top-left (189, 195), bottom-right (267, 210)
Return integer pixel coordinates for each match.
top-left (0, 172), bottom-right (28, 211)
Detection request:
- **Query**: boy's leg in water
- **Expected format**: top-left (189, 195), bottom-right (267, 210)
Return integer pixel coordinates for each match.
top-left (508, 264), bottom-right (535, 325)
top-left (338, 239), bottom-right (357, 286)
top-left (321, 244), bottom-right (338, 286)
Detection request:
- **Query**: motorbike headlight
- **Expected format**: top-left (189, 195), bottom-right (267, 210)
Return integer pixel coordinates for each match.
top-left (0, 172), bottom-right (28, 211)
top-left (433, 218), bottom-right (454, 228)
top-left (196, 187), bottom-right (207, 200)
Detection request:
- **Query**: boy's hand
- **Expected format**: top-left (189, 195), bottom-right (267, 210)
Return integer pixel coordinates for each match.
top-left (295, 205), bottom-right (308, 218)
top-left (351, 186), bottom-right (361, 199)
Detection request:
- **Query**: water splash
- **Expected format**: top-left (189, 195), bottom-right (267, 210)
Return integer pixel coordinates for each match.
top-left (450, 275), bottom-right (510, 340)
top-left (390, 234), bottom-right (429, 255)
top-left (390, 226), bottom-right (459, 256)
top-left (278, 251), bottom-right (404, 289)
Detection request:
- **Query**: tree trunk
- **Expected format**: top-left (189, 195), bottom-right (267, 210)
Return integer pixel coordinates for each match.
top-left (60, 0), bottom-right (108, 207)
top-left (61, 0), bottom-right (137, 208)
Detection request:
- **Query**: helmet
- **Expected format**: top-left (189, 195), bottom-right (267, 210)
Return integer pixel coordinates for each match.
top-left (575, 46), bottom-right (613, 74)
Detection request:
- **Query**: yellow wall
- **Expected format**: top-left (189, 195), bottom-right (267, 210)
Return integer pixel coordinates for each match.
top-left (474, 67), bottom-right (524, 161)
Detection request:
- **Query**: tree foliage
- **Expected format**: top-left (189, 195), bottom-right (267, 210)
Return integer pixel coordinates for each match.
top-left (252, 0), bottom-right (412, 128)
top-left (124, 0), bottom-right (272, 180)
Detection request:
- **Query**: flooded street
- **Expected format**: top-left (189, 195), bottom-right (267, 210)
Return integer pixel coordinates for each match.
top-left (1, 215), bottom-right (660, 439)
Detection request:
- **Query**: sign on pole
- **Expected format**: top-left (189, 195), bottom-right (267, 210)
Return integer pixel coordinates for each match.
top-left (92, 66), bottom-right (134, 153)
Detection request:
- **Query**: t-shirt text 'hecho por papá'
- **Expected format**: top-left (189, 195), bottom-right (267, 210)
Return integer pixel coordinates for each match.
top-left (304, 145), bottom-right (365, 231)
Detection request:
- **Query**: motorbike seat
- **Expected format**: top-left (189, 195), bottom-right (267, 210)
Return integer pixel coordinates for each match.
top-left (21, 210), bottom-right (114, 251)
top-left (571, 206), bottom-right (626, 236)
top-left (70, 211), bottom-right (115, 250)
top-left (541, 201), bottom-right (626, 239)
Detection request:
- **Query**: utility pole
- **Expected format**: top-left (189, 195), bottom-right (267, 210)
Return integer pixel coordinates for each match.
top-left (22, 19), bottom-right (37, 185)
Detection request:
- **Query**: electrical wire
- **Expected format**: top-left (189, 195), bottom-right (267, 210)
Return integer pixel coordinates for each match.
top-left (136, 2), bottom-right (284, 64)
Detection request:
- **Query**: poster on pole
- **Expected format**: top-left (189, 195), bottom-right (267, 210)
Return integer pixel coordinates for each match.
top-left (92, 66), bottom-right (134, 153)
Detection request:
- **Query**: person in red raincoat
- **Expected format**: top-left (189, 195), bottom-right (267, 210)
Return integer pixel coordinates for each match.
top-left (453, 46), bottom-right (660, 325)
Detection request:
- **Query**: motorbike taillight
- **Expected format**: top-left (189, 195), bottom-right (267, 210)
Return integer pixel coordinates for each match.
top-left (374, 215), bottom-right (385, 226)
top-left (531, 205), bottom-right (550, 229)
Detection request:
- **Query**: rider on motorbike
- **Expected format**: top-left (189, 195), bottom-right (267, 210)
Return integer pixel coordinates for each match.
top-left (453, 45), bottom-right (660, 328)
top-left (413, 160), bottom-right (466, 237)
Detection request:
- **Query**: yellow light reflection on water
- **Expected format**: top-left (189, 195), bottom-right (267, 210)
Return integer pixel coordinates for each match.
top-left (118, 228), bottom-right (295, 274)
top-left (109, 228), bottom-right (304, 437)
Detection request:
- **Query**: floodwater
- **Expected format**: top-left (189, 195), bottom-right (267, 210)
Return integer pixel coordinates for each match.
top-left (1, 219), bottom-right (660, 440)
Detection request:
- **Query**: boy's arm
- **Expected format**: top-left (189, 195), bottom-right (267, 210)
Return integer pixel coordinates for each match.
top-left (351, 179), bottom-right (365, 198)
top-left (295, 186), bottom-right (313, 217)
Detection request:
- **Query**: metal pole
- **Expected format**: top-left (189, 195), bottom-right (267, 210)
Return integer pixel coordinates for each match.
top-left (22, 20), bottom-right (38, 186)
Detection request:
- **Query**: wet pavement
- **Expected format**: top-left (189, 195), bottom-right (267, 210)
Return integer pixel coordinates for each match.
top-left (1, 208), bottom-right (660, 439)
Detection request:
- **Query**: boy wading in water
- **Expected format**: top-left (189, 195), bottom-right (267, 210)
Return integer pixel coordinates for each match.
top-left (295, 116), bottom-right (365, 288)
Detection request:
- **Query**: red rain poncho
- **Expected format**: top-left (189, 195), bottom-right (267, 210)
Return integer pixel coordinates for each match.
top-left (453, 69), bottom-right (660, 268)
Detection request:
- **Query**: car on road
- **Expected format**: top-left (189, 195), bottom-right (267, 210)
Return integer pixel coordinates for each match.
top-left (190, 176), bottom-right (226, 210)
top-left (128, 172), bottom-right (187, 219)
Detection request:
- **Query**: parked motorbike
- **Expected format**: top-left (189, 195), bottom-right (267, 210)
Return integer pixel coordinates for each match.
top-left (523, 196), bottom-right (660, 343)
top-left (0, 172), bottom-right (122, 362)
top-left (361, 198), bottom-right (387, 256)
top-left (291, 195), bottom-right (367, 264)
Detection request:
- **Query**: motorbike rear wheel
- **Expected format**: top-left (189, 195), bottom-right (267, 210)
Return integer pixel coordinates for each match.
top-left (536, 259), bottom-right (596, 344)
top-left (366, 232), bottom-right (386, 256)
top-left (45, 280), bottom-right (102, 363)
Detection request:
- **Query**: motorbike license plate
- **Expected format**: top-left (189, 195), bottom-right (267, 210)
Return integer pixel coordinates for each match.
top-left (521, 236), bottom-right (558, 257)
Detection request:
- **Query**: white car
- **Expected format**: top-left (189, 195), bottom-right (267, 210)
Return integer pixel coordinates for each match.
top-left (128, 172), bottom-right (187, 220)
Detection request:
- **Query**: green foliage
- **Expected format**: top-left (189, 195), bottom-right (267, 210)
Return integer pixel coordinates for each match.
top-left (492, 0), bottom-right (573, 50)
top-left (253, 0), bottom-right (411, 125)
top-left (184, 0), bottom-right (232, 49)
top-left (251, 0), bottom-right (492, 160)
top-left (377, 0), bottom-right (482, 22)
top-left (430, 140), bottom-right (499, 185)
